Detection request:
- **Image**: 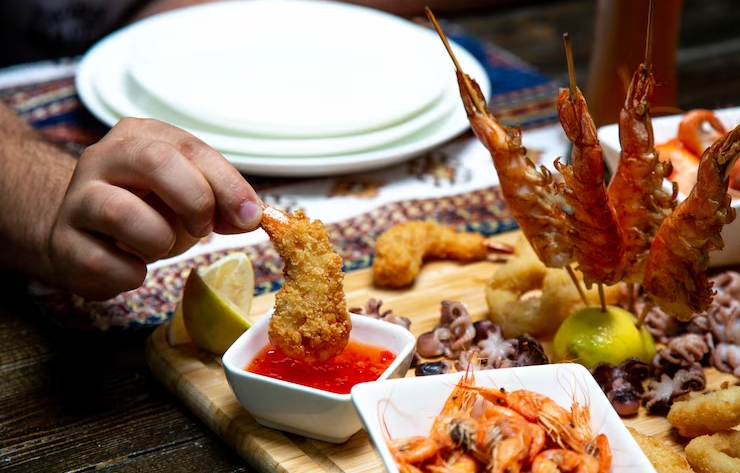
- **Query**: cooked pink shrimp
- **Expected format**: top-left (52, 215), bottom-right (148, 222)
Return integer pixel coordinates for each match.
top-left (677, 109), bottom-right (727, 157)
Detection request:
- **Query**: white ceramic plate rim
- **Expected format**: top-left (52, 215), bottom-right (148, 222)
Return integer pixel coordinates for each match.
top-left (351, 364), bottom-right (657, 473)
top-left (87, 24), bottom-right (457, 157)
top-left (77, 28), bottom-right (490, 177)
top-left (125, 0), bottom-right (448, 137)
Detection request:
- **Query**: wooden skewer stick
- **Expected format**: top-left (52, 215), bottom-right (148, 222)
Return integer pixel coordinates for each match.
top-left (425, 7), bottom-right (486, 113)
top-left (566, 266), bottom-right (589, 306)
top-left (635, 300), bottom-right (652, 328)
top-left (561, 32), bottom-right (593, 307)
top-left (598, 284), bottom-right (607, 312)
top-left (636, 0), bottom-right (656, 328)
top-left (563, 33), bottom-right (578, 99)
top-left (626, 282), bottom-right (636, 314)
top-left (645, 0), bottom-right (655, 70)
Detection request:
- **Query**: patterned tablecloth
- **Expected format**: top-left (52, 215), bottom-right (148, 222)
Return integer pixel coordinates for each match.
top-left (0, 26), bottom-right (570, 330)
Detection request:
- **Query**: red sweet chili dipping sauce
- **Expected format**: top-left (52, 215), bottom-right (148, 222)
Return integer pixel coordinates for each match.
top-left (246, 341), bottom-right (396, 394)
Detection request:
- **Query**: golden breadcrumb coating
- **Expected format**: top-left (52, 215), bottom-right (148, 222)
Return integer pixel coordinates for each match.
top-left (627, 427), bottom-right (695, 473)
top-left (373, 220), bottom-right (489, 288)
top-left (261, 207), bottom-right (350, 364)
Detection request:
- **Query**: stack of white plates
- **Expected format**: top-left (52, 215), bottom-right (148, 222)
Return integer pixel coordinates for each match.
top-left (76, 0), bottom-right (490, 177)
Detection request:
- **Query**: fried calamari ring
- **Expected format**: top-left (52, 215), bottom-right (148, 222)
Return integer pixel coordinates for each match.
top-left (261, 207), bottom-right (350, 364)
top-left (666, 385), bottom-right (740, 438)
top-left (372, 221), bottom-right (503, 288)
top-left (485, 236), bottom-right (621, 338)
top-left (627, 427), bottom-right (694, 473)
top-left (685, 431), bottom-right (740, 473)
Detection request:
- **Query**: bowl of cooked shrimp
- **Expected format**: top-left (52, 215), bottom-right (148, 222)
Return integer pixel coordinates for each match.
top-left (222, 310), bottom-right (416, 444)
top-left (598, 106), bottom-right (740, 268)
top-left (352, 363), bottom-right (657, 473)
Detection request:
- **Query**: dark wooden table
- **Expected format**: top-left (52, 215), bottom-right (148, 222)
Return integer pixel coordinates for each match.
top-left (2, 0), bottom-right (740, 471)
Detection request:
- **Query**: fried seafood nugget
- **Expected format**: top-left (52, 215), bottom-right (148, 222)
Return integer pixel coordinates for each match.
top-left (261, 207), bottom-right (350, 364)
top-left (627, 427), bottom-right (695, 473)
top-left (372, 220), bottom-right (494, 288)
top-left (667, 385), bottom-right (740, 438)
top-left (685, 431), bottom-right (740, 473)
top-left (485, 236), bottom-right (620, 338)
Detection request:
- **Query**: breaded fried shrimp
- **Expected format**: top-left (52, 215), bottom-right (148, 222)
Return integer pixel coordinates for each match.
top-left (627, 427), bottom-right (694, 473)
top-left (261, 206), bottom-right (350, 364)
top-left (372, 220), bottom-right (503, 288)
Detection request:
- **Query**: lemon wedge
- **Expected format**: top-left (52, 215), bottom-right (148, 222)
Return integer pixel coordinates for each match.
top-left (180, 252), bottom-right (256, 354)
top-left (166, 302), bottom-right (192, 346)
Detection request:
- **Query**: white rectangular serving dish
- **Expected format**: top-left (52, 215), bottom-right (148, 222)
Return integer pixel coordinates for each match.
top-left (352, 363), bottom-right (657, 473)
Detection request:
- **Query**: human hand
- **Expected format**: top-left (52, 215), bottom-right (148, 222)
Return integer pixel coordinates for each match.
top-left (46, 118), bottom-right (262, 300)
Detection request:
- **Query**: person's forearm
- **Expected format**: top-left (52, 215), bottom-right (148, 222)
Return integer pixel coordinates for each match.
top-left (0, 103), bottom-right (77, 282)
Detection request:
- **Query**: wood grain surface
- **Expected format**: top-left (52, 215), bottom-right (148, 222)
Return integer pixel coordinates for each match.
top-left (146, 230), bottom-right (738, 472)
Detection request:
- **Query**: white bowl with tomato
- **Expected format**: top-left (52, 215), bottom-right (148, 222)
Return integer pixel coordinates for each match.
top-left (598, 106), bottom-right (740, 267)
top-left (222, 310), bottom-right (416, 444)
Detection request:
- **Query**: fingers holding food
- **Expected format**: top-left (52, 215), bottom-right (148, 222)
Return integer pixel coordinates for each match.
top-left (666, 385), bottom-right (740, 438)
top-left (685, 430), bottom-right (740, 473)
top-left (261, 207), bottom-right (350, 364)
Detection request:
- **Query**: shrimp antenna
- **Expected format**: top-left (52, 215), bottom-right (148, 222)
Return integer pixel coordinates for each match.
top-left (563, 33), bottom-right (578, 99)
top-left (425, 7), bottom-right (487, 113)
top-left (644, 0), bottom-right (655, 70)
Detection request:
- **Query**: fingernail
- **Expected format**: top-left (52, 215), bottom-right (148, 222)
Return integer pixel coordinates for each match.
top-left (238, 200), bottom-right (262, 229)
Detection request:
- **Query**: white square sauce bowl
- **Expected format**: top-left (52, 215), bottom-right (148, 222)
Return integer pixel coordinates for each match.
top-left (222, 311), bottom-right (416, 444)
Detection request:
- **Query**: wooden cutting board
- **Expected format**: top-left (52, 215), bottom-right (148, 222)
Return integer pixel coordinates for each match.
top-left (145, 230), bottom-right (736, 472)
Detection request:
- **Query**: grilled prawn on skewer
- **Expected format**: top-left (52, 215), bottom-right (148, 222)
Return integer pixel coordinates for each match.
top-left (606, 61), bottom-right (678, 285)
top-left (425, 10), bottom-right (572, 271)
top-left (261, 206), bottom-right (351, 363)
top-left (642, 124), bottom-right (740, 321)
top-left (452, 70), bottom-right (572, 270)
top-left (555, 34), bottom-right (625, 289)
